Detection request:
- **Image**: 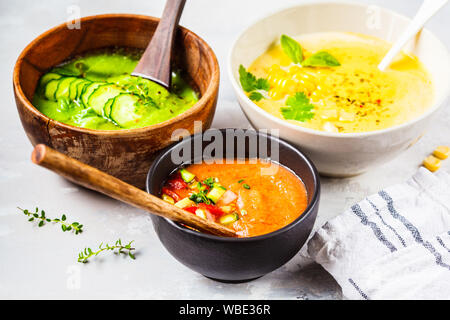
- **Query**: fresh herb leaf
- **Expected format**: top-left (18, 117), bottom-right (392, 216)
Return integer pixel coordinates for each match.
top-left (249, 92), bottom-right (264, 101)
top-left (281, 35), bottom-right (304, 64)
top-left (243, 183), bottom-right (251, 190)
top-left (239, 65), bottom-right (270, 92)
top-left (202, 177), bottom-right (215, 188)
top-left (189, 190), bottom-right (211, 205)
top-left (238, 179), bottom-right (244, 183)
top-left (77, 240), bottom-right (136, 263)
top-left (17, 207), bottom-right (83, 235)
top-left (302, 51), bottom-right (340, 67)
top-left (280, 92), bottom-right (315, 122)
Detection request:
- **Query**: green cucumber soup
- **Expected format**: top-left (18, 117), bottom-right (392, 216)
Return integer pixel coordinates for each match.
top-left (33, 48), bottom-right (199, 130)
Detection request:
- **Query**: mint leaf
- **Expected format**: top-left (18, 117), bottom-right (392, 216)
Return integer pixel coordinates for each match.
top-left (280, 92), bottom-right (315, 122)
top-left (281, 35), bottom-right (303, 64)
top-left (302, 51), bottom-right (340, 67)
top-left (239, 65), bottom-right (270, 92)
top-left (249, 92), bottom-right (264, 101)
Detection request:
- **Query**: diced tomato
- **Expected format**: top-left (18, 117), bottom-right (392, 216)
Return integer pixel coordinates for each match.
top-left (199, 203), bottom-right (224, 217)
top-left (162, 187), bottom-right (180, 202)
top-left (167, 177), bottom-right (188, 190)
top-left (184, 206), bottom-right (198, 214)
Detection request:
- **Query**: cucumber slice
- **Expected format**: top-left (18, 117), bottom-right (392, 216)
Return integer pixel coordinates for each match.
top-left (40, 72), bottom-right (62, 87)
top-left (219, 213), bottom-right (239, 225)
top-left (54, 77), bottom-right (77, 100)
top-left (81, 83), bottom-right (102, 106)
top-left (103, 98), bottom-right (115, 118)
top-left (44, 79), bottom-right (62, 100)
top-left (76, 80), bottom-right (91, 100)
top-left (109, 94), bottom-right (141, 127)
top-left (88, 85), bottom-right (123, 116)
top-left (68, 79), bottom-right (86, 100)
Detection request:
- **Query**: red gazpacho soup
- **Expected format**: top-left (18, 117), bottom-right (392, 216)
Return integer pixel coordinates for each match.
top-left (160, 160), bottom-right (308, 237)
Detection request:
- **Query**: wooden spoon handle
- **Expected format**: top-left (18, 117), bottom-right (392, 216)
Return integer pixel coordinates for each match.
top-left (31, 144), bottom-right (236, 237)
top-left (132, 0), bottom-right (186, 88)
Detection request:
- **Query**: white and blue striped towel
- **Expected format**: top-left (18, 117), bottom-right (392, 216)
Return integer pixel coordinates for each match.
top-left (308, 168), bottom-right (450, 300)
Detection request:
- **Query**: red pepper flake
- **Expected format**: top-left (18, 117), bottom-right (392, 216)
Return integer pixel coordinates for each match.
top-left (376, 99), bottom-right (381, 105)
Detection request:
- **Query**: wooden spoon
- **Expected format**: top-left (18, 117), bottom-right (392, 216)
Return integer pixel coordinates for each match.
top-left (131, 0), bottom-right (186, 89)
top-left (31, 144), bottom-right (236, 237)
top-left (378, 0), bottom-right (448, 71)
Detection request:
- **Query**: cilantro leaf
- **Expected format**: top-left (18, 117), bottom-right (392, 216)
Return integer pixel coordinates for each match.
top-left (302, 51), bottom-right (340, 67)
top-left (239, 65), bottom-right (270, 92)
top-left (280, 35), bottom-right (304, 64)
top-left (249, 92), bottom-right (264, 101)
top-left (280, 92), bottom-right (315, 122)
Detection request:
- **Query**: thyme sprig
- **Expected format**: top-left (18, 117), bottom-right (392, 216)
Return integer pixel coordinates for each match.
top-left (77, 239), bottom-right (136, 263)
top-left (18, 207), bottom-right (83, 234)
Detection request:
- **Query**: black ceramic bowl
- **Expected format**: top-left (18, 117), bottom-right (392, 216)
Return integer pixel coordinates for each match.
top-left (146, 129), bottom-right (320, 282)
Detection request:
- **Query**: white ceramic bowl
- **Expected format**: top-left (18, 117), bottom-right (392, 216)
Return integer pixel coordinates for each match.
top-left (228, 1), bottom-right (450, 177)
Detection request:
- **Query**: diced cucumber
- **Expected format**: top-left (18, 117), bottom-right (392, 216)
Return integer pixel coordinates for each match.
top-left (174, 197), bottom-right (195, 209)
top-left (109, 94), bottom-right (141, 127)
top-left (162, 194), bottom-right (175, 204)
top-left (68, 79), bottom-right (86, 100)
top-left (219, 213), bottom-right (239, 225)
top-left (88, 85), bottom-right (123, 116)
top-left (180, 169), bottom-right (195, 183)
top-left (81, 82), bottom-right (102, 106)
top-left (207, 185), bottom-right (227, 203)
top-left (54, 77), bottom-right (77, 100)
top-left (40, 72), bottom-right (62, 87)
top-left (44, 79), bottom-right (61, 100)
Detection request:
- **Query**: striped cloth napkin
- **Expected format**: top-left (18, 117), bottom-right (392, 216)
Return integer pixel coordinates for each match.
top-left (307, 168), bottom-right (450, 300)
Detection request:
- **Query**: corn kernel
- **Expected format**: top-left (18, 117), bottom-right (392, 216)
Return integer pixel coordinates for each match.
top-left (423, 155), bottom-right (441, 172)
top-left (433, 146), bottom-right (450, 160)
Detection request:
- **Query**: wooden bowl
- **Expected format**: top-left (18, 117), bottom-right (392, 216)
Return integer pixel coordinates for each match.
top-left (13, 14), bottom-right (219, 189)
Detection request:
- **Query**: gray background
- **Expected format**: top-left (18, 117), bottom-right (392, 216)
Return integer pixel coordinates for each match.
top-left (0, 0), bottom-right (449, 299)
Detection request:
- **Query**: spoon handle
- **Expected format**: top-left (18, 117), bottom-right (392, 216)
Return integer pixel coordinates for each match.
top-left (132, 0), bottom-right (186, 89)
top-left (378, 0), bottom-right (448, 71)
top-left (31, 144), bottom-right (236, 237)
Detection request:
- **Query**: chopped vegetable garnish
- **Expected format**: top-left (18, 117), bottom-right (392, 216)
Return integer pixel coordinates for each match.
top-left (174, 198), bottom-right (195, 209)
top-left (206, 185), bottom-right (227, 203)
top-left (162, 194), bottom-right (175, 204)
top-left (179, 169), bottom-right (196, 183)
top-left (238, 179), bottom-right (244, 183)
top-left (423, 155), bottom-right (441, 172)
top-left (219, 213), bottom-right (239, 225)
top-left (433, 146), bottom-right (450, 160)
top-left (243, 183), bottom-right (251, 190)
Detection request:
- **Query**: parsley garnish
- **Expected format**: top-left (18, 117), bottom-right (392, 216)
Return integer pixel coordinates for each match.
top-left (280, 92), bottom-right (315, 122)
top-left (239, 65), bottom-right (270, 101)
top-left (243, 183), bottom-right (251, 190)
top-left (202, 177), bottom-right (215, 188)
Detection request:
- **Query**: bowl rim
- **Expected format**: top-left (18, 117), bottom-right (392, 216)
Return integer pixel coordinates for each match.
top-left (13, 13), bottom-right (220, 136)
top-left (146, 128), bottom-right (321, 242)
top-left (227, 0), bottom-right (450, 139)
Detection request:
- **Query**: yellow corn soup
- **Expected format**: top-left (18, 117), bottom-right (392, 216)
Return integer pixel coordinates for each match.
top-left (248, 32), bottom-right (434, 133)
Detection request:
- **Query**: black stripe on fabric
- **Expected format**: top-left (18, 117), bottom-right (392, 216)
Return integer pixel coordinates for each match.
top-left (436, 236), bottom-right (450, 253)
top-left (367, 199), bottom-right (407, 248)
top-left (351, 204), bottom-right (397, 253)
top-left (348, 278), bottom-right (369, 300)
top-left (379, 191), bottom-right (450, 270)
